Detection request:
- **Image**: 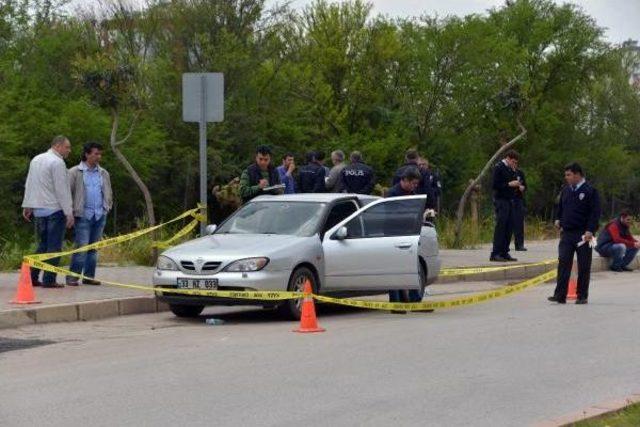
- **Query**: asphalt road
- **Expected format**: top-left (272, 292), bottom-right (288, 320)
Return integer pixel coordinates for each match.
top-left (1, 271), bottom-right (640, 427)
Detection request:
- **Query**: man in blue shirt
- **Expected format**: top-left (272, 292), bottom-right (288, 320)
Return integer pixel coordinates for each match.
top-left (66, 142), bottom-right (113, 286)
top-left (276, 153), bottom-right (296, 194)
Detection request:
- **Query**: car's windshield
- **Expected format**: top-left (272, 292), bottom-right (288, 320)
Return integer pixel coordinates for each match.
top-left (216, 201), bottom-right (326, 237)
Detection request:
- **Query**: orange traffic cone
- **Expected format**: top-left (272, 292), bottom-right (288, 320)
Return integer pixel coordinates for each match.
top-left (567, 262), bottom-right (578, 301)
top-left (293, 280), bottom-right (325, 333)
top-left (11, 263), bottom-right (41, 304)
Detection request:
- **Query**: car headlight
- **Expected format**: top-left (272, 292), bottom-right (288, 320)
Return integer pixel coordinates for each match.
top-left (156, 255), bottom-right (178, 271)
top-left (223, 257), bottom-right (269, 272)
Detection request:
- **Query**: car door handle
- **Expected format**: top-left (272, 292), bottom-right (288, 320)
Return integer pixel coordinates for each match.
top-left (395, 243), bottom-right (413, 250)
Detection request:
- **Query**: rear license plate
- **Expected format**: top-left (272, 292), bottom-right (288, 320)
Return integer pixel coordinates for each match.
top-left (176, 278), bottom-right (219, 289)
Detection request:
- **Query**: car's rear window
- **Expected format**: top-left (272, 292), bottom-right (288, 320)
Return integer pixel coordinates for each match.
top-left (216, 202), bottom-right (326, 237)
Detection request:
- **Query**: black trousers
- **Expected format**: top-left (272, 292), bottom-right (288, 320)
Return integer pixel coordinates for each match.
top-left (554, 230), bottom-right (593, 301)
top-left (512, 198), bottom-right (525, 249)
top-left (491, 198), bottom-right (514, 257)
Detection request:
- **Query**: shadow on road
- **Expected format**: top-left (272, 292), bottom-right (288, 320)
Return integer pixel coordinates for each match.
top-left (167, 303), bottom-right (384, 326)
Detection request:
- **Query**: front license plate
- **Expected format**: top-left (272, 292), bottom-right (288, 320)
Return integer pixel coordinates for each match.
top-left (176, 278), bottom-right (219, 289)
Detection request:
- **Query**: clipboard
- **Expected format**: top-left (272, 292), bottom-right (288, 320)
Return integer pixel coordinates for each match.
top-left (263, 184), bottom-right (286, 192)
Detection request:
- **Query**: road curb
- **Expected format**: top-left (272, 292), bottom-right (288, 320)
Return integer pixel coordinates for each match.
top-left (0, 296), bottom-right (169, 330)
top-left (533, 393), bottom-right (640, 426)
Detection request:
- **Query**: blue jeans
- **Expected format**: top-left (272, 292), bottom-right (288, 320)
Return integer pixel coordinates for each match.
top-left (31, 210), bottom-right (66, 285)
top-left (598, 243), bottom-right (639, 269)
top-left (68, 216), bottom-right (107, 281)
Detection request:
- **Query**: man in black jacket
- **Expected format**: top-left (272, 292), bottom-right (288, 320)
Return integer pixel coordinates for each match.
top-left (387, 166), bottom-right (421, 198)
top-left (297, 151), bottom-right (326, 193)
top-left (490, 150), bottom-right (521, 262)
top-left (548, 162), bottom-right (601, 305)
top-left (342, 151), bottom-right (375, 194)
top-left (393, 150), bottom-right (437, 209)
top-left (418, 157), bottom-right (441, 211)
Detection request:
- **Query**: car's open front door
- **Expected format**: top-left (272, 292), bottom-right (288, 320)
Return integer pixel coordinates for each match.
top-left (321, 195), bottom-right (426, 291)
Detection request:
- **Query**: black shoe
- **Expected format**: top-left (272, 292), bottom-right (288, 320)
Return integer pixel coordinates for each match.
top-left (548, 296), bottom-right (566, 304)
top-left (610, 266), bottom-right (623, 272)
top-left (83, 279), bottom-right (101, 286)
top-left (65, 280), bottom-right (79, 287)
top-left (515, 247), bottom-right (528, 251)
top-left (490, 255), bottom-right (508, 262)
top-left (622, 266), bottom-right (634, 272)
top-left (504, 255), bottom-right (518, 262)
top-left (575, 298), bottom-right (588, 305)
top-left (32, 280), bottom-right (43, 287)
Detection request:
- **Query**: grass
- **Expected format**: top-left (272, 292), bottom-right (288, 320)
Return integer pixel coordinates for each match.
top-left (436, 216), bottom-right (557, 249)
top-left (0, 218), bottom-right (195, 271)
top-left (570, 401), bottom-right (640, 427)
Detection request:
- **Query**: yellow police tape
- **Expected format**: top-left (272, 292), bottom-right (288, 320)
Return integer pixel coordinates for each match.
top-left (439, 259), bottom-right (558, 276)
top-left (27, 207), bottom-right (203, 262)
top-left (314, 269), bottom-right (557, 311)
top-left (23, 256), bottom-right (557, 311)
top-left (24, 258), bottom-right (303, 300)
top-left (153, 218), bottom-right (200, 249)
top-left (22, 205), bottom-right (560, 311)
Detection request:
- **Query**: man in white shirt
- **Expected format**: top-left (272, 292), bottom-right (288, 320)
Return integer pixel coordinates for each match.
top-left (22, 136), bottom-right (74, 288)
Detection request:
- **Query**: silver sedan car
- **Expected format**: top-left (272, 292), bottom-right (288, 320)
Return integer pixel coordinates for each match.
top-left (153, 193), bottom-right (441, 319)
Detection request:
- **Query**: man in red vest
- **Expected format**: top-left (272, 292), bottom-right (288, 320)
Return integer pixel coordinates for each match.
top-left (596, 209), bottom-right (639, 272)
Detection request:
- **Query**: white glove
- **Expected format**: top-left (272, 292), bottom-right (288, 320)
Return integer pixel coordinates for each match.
top-left (577, 235), bottom-right (596, 248)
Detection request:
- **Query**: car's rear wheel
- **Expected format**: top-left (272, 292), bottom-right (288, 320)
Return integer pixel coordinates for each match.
top-left (278, 266), bottom-right (317, 320)
top-left (169, 304), bottom-right (205, 318)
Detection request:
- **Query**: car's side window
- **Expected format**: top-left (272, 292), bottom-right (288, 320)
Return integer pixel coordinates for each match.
top-left (323, 201), bottom-right (359, 236)
top-left (343, 199), bottom-right (424, 238)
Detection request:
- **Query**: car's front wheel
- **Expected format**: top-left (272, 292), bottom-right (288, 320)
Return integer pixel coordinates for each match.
top-left (169, 304), bottom-right (205, 318)
top-left (278, 266), bottom-right (317, 320)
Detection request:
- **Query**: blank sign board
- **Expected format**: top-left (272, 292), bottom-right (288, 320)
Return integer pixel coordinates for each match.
top-left (182, 73), bottom-right (224, 123)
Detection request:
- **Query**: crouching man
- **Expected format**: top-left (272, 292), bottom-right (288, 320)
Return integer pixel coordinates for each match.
top-left (596, 209), bottom-right (639, 272)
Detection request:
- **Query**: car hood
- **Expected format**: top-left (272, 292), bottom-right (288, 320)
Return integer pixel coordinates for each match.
top-left (162, 233), bottom-right (310, 261)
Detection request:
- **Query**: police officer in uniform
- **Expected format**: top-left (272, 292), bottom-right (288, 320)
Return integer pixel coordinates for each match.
top-left (418, 157), bottom-right (439, 210)
top-left (490, 150), bottom-right (520, 262)
top-left (549, 163), bottom-right (601, 305)
top-left (297, 151), bottom-right (326, 193)
top-left (511, 159), bottom-right (527, 251)
top-left (342, 151), bottom-right (375, 194)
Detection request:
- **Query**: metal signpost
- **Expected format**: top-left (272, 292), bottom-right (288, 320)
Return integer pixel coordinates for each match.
top-left (182, 73), bottom-right (224, 235)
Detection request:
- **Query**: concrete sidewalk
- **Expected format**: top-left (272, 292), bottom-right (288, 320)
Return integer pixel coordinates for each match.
top-left (1, 239), bottom-right (637, 329)
top-left (0, 267), bottom-right (165, 329)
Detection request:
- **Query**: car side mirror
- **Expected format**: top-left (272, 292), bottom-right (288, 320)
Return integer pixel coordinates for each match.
top-left (205, 224), bottom-right (217, 235)
top-left (334, 226), bottom-right (348, 240)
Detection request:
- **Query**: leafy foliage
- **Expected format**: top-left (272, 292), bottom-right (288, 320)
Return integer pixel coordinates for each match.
top-left (1, 0), bottom-right (639, 252)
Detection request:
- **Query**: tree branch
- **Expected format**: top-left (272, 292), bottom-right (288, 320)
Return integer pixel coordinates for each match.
top-left (114, 111), bottom-right (141, 146)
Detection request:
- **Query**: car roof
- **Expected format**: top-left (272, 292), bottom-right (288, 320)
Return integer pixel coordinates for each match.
top-left (252, 193), bottom-right (380, 204)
